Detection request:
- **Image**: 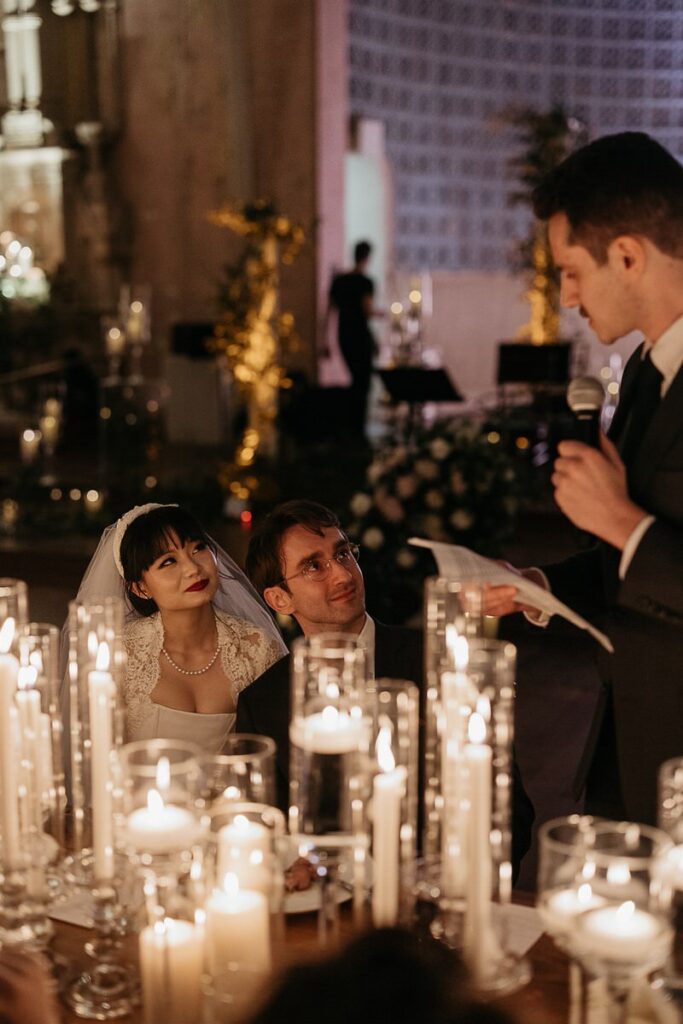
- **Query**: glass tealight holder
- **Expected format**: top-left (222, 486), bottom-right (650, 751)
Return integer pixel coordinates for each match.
top-left (368, 678), bottom-right (419, 927)
top-left (564, 821), bottom-right (674, 1024)
top-left (201, 965), bottom-right (269, 1024)
top-left (200, 735), bottom-right (276, 806)
top-left (117, 739), bottom-right (204, 877)
top-left (289, 632), bottom-right (374, 939)
top-left (658, 756), bottom-right (683, 1003)
top-left (202, 801), bottom-right (285, 975)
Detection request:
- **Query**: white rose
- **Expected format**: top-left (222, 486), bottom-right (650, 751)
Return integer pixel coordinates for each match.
top-left (424, 489), bottom-right (444, 510)
top-left (450, 509), bottom-right (474, 531)
top-left (429, 437), bottom-right (451, 460)
top-left (350, 492), bottom-right (373, 516)
top-left (414, 458), bottom-right (439, 480)
top-left (396, 548), bottom-right (416, 569)
top-left (362, 527), bottom-right (384, 550)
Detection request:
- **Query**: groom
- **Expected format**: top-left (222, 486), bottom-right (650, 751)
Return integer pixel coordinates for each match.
top-left (236, 499), bottom-right (534, 877)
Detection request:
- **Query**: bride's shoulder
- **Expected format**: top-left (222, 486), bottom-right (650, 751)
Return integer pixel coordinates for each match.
top-left (214, 609), bottom-right (266, 641)
top-left (124, 612), bottom-right (161, 649)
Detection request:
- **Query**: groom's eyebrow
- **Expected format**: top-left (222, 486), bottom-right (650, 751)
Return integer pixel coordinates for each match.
top-left (295, 548), bottom-right (323, 569)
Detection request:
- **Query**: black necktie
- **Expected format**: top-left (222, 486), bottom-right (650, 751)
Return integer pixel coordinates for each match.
top-left (618, 351), bottom-right (663, 466)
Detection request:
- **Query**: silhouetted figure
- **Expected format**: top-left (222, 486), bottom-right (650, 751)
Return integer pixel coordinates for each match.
top-left (329, 240), bottom-right (377, 439)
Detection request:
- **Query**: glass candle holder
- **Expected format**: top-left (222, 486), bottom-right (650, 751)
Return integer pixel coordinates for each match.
top-left (368, 678), bottom-right (419, 927)
top-left (200, 735), bottom-right (276, 806)
top-left (289, 632), bottom-right (374, 939)
top-left (117, 739), bottom-right (204, 874)
top-left (65, 596), bottom-right (126, 875)
top-left (564, 821), bottom-right (674, 1024)
top-left (202, 801), bottom-right (285, 975)
top-left (0, 579), bottom-right (29, 635)
top-left (658, 756), bottom-right (683, 1003)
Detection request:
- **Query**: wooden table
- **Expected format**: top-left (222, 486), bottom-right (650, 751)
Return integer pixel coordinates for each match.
top-left (53, 901), bottom-right (570, 1024)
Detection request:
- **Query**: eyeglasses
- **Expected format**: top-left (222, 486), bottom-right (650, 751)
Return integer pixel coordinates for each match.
top-left (280, 544), bottom-right (360, 585)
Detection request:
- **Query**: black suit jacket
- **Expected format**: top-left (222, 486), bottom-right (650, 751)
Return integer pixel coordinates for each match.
top-left (236, 621), bottom-right (534, 877)
top-left (544, 345), bottom-right (683, 824)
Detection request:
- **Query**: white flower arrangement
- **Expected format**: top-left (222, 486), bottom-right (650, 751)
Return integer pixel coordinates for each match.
top-left (347, 418), bottom-right (519, 617)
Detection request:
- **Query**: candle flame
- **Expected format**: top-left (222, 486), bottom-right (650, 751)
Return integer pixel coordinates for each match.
top-left (607, 861), bottom-right (631, 886)
top-left (95, 641), bottom-right (110, 671)
top-left (155, 756), bottom-right (170, 791)
top-left (233, 813), bottom-right (249, 832)
top-left (616, 900), bottom-right (635, 921)
top-left (375, 724), bottom-right (396, 773)
top-left (222, 872), bottom-right (239, 898)
top-left (577, 883), bottom-right (594, 905)
top-left (29, 650), bottom-right (43, 673)
top-left (87, 631), bottom-right (99, 658)
top-left (147, 788), bottom-right (164, 814)
top-left (321, 705), bottom-right (339, 728)
top-left (223, 785), bottom-right (241, 800)
top-left (17, 665), bottom-right (37, 691)
top-left (153, 919), bottom-right (167, 938)
top-left (0, 617), bottom-right (15, 654)
top-left (454, 635), bottom-right (469, 672)
top-left (476, 694), bottom-right (491, 721)
top-left (468, 712), bottom-right (487, 745)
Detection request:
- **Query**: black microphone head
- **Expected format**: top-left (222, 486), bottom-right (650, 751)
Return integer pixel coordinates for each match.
top-left (566, 376), bottom-right (605, 413)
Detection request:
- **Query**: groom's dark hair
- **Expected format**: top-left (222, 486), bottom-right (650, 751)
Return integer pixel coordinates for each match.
top-left (246, 500), bottom-right (344, 595)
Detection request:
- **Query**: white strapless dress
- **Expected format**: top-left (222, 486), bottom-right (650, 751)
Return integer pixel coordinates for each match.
top-left (122, 609), bottom-right (282, 751)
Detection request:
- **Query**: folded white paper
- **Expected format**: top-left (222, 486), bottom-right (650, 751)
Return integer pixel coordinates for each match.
top-left (409, 538), bottom-right (614, 653)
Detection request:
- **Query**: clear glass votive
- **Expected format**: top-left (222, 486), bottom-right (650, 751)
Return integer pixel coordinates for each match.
top-left (202, 801), bottom-right (285, 974)
top-left (658, 756), bottom-right (683, 1002)
top-left (117, 739), bottom-right (204, 871)
top-left (563, 820), bottom-right (674, 1023)
top-left (201, 735), bottom-right (276, 806)
top-left (289, 632), bottom-right (374, 938)
top-left (0, 578), bottom-right (29, 640)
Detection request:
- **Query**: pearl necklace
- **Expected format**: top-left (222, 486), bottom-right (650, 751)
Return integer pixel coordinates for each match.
top-left (161, 640), bottom-right (220, 676)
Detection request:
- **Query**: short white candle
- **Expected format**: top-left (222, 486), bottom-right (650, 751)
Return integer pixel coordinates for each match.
top-left (205, 873), bottom-right (270, 973)
top-left (88, 643), bottom-right (115, 879)
top-left (125, 788), bottom-right (200, 854)
top-left (139, 917), bottom-right (204, 1024)
top-left (372, 726), bottom-right (406, 926)
top-left (0, 619), bottom-right (21, 867)
top-left (290, 705), bottom-right (365, 754)
top-left (218, 816), bottom-right (270, 893)
top-left (539, 884), bottom-right (607, 938)
top-left (576, 901), bottom-right (670, 966)
top-left (463, 712), bottom-right (493, 982)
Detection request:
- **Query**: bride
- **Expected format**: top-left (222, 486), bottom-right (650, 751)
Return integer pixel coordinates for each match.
top-left (70, 502), bottom-right (286, 751)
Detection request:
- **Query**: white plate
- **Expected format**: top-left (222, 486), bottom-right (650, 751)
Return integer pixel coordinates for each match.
top-left (282, 842), bottom-right (372, 915)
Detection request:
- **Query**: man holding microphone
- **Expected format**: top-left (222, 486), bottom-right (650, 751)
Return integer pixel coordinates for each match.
top-left (490, 132), bottom-right (683, 826)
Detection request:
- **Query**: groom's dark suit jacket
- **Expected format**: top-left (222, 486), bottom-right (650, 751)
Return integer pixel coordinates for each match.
top-left (236, 621), bottom-right (534, 878)
top-left (543, 344), bottom-right (683, 825)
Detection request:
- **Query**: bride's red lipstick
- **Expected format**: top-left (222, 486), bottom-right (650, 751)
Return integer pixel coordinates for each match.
top-left (185, 579), bottom-right (208, 593)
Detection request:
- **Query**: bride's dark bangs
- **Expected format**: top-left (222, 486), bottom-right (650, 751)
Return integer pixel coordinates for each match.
top-left (120, 506), bottom-right (213, 583)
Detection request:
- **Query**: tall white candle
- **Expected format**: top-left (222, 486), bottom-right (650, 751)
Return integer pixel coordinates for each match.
top-left (463, 712), bottom-right (493, 983)
top-left (88, 642), bottom-right (115, 880)
top-left (372, 726), bottom-right (406, 926)
top-left (139, 918), bottom-right (204, 1024)
top-left (441, 630), bottom-right (473, 899)
top-left (16, 665), bottom-right (42, 831)
top-left (0, 619), bottom-right (21, 868)
top-left (205, 873), bottom-right (270, 973)
top-left (290, 705), bottom-right (365, 754)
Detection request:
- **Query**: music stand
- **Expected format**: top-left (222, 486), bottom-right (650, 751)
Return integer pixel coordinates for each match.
top-left (378, 367), bottom-right (463, 439)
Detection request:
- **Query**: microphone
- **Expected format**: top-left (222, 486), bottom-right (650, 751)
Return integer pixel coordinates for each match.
top-left (566, 376), bottom-right (605, 448)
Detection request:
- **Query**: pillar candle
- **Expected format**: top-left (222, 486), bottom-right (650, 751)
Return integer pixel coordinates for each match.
top-left (139, 918), bottom-right (204, 1024)
top-left (372, 727), bottom-right (406, 926)
top-left (218, 816), bottom-right (270, 893)
top-left (205, 873), bottom-right (270, 974)
top-left (290, 705), bottom-right (365, 754)
top-left (88, 644), bottom-right (115, 879)
top-left (463, 712), bottom-right (493, 983)
top-left (0, 619), bottom-right (21, 868)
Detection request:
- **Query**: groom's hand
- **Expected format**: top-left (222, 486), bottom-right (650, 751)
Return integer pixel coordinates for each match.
top-left (483, 563), bottom-right (547, 618)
